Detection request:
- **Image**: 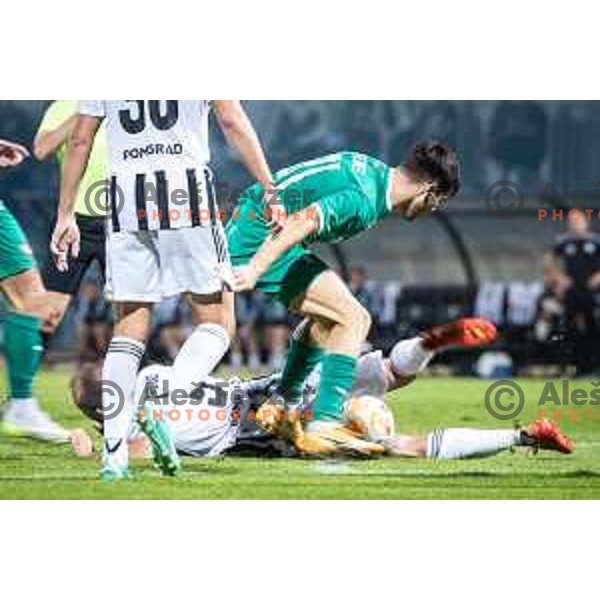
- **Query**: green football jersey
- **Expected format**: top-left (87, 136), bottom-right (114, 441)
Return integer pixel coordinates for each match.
top-left (242, 152), bottom-right (394, 244)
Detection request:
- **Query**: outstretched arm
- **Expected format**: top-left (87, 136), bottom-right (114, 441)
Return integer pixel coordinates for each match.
top-left (232, 208), bottom-right (319, 292)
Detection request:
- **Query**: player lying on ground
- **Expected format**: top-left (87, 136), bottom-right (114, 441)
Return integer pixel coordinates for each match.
top-left (0, 139), bottom-right (72, 442)
top-left (227, 141), bottom-right (460, 456)
top-left (68, 318), bottom-right (574, 461)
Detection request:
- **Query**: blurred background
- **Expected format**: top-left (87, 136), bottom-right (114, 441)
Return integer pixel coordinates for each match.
top-left (2, 100), bottom-right (600, 376)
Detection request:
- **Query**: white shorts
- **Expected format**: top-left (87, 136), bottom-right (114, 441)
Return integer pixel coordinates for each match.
top-left (105, 225), bottom-right (230, 302)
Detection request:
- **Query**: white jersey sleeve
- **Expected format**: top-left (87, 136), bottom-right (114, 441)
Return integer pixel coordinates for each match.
top-left (78, 100), bottom-right (106, 117)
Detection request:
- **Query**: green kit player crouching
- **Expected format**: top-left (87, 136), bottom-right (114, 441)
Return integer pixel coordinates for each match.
top-left (227, 139), bottom-right (460, 456)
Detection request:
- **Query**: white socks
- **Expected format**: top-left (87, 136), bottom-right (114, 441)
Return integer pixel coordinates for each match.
top-left (172, 323), bottom-right (230, 394)
top-left (427, 428), bottom-right (521, 460)
top-left (102, 337), bottom-right (146, 471)
top-left (389, 337), bottom-right (434, 377)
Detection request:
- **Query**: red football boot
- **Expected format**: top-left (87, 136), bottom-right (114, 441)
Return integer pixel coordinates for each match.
top-left (522, 419), bottom-right (575, 454)
top-left (421, 318), bottom-right (498, 352)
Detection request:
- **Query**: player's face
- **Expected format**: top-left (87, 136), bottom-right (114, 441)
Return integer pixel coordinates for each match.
top-left (403, 187), bottom-right (446, 221)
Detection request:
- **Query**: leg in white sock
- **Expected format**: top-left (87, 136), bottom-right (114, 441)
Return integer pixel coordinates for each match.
top-left (172, 323), bottom-right (230, 393)
top-left (427, 428), bottom-right (521, 460)
top-left (389, 337), bottom-right (434, 377)
top-left (102, 337), bottom-right (146, 473)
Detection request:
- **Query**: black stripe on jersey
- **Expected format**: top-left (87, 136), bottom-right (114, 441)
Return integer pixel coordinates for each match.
top-left (135, 174), bottom-right (149, 231)
top-left (186, 168), bottom-right (201, 227)
top-left (205, 167), bottom-right (218, 227)
top-left (110, 176), bottom-right (121, 232)
top-left (204, 167), bottom-right (227, 263)
top-left (155, 170), bottom-right (170, 230)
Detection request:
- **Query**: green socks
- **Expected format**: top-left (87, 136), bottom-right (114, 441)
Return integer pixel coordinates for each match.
top-left (277, 325), bottom-right (357, 422)
top-left (4, 312), bottom-right (43, 400)
top-left (278, 336), bottom-right (324, 405)
top-left (312, 353), bottom-right (357, 422)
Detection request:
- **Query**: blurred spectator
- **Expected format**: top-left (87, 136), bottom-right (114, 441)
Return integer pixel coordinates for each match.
top-left (270, 102), bottom-right (334, 168)
top-left (73, 279), bottom-right (112, 364)
top-left (338, 101), bottom-right (382, 157)
top-left (258, 295), bottom-right (292, 370)
top-left (489, 101), bottom-right (548, 188)
top-left (388, 102), bottom-right (459, 164)
top-left (348, 265), bottom-right (374, 311)
top-left (230, 292), bottom-right (261, 369)
top-left (540, 212), bottom-right (600, 374)
top-left (147, 297), bottom-right (190, 365)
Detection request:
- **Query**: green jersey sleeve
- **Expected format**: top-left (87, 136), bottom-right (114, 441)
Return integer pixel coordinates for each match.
top-left (309, 188), bottom-right (382, 244)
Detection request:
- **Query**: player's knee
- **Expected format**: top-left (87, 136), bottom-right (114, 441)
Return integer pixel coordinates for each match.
top-left (355, 304), bottom-right (372, 338)
top-left (341, 300), bottom-right (371, 338)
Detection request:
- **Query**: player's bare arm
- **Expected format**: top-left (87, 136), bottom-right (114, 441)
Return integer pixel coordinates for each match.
top-left (212, 100), bottom-right (286, 229)
top-left (232, 208), bottom-right (319, 291)
top-left (33, 115), bottom-right (76, 160)
top-left (51, 115), bottom-right (101, 272)
top-left (213, 100), bottom-right (273, 187)
top-left (0, 139), bottom-right (30, 168)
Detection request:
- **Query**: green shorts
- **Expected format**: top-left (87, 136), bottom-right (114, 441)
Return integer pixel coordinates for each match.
top-left (0, 200), bottom-right (37, 282)
top-left (226, 206), bottom-right (329, 306)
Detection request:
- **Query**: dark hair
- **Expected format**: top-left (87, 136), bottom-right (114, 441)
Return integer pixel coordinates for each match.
top-left (404, 139), bottom-right (460, 198)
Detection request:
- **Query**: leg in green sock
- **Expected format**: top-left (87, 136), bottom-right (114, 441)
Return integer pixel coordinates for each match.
top-left (278, 323), bottom-right (324, 405)
top-left (4, 311), bottom-right (43, 400)
top-left (312, 353), bottom-right (357, 422)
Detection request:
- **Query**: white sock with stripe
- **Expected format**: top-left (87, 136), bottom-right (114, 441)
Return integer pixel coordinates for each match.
top-left (102, 337), bottom-right (146, 472)
top-left (427, 428), bottom-right (521, 460)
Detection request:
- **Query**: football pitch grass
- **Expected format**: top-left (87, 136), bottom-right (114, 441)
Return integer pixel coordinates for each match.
top-left (1, 370), bottom-right (600, 499)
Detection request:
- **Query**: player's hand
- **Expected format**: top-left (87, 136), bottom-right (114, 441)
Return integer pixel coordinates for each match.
top-left (50, 214), bottom-right (80, 272)
top-left (0, 139), bottom-right (30, 168)
top-left (231, 265), bottom-right (259, 292)
top-left (69, 428), bottom-right (95, 458)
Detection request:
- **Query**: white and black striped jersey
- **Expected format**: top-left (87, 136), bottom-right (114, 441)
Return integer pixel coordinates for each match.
top-left (79, 100), bottom-right (216, 232)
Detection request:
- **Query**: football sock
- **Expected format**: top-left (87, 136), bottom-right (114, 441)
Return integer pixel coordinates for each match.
top-left (172, 323), bottom-right (230, 393)
top-left (426, 428), bottom-right (521, 460)
top-left (389, 337), bottom-right (434, 377)
top-left (4, 311), bottom-right (44, 400)
top-left (312, 353), bottom-right (357, 422)
top-left (278, 333), bottom-right (324, 405)
top-left (102, 337), bottom-right (146, 471)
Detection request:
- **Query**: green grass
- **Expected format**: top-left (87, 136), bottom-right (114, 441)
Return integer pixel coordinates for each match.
top-left (1, 370), bottom-right (600, 499)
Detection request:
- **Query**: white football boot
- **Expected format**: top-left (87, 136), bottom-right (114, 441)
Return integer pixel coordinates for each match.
top-left (1, 398), bottom-right (70, 443)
